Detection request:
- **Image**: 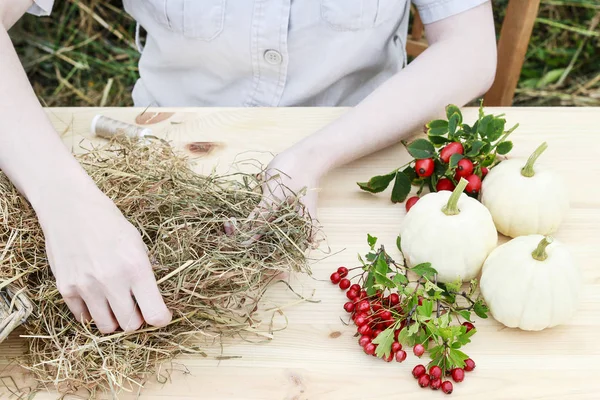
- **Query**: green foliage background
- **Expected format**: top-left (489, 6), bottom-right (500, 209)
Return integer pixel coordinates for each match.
top-left (9, 0), bottom-right (600, 107)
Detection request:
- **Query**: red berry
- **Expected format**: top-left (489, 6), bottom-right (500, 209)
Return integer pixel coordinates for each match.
top-left (355, 315), bottom-right (368, 327)
top-left (350, 284), bottom-right (361, 292)
top-left (430, 378), bottom-right (442, 391)
top-left (440, 142), bottom-right (464, 163)
top-left (381, 310), bottom-right (392, 321)
top-left (343, 302), bottom-right (355, 313)
top-left (413, 344), bottom-right (425, 357)
top-left (412, 364), bottom-right (426, 378)
top-left (415, 158), bottom-right (435, 177)
top-left (330, 272), bottom-right (341, 284)
top-left (337, 266), bottom-right (349, 277)
top-left (442, 381), bottom-right (453, 394)
top-left (395, 350), bottom-right (407, 363)
top-left (455, 159), bottom-right (474, 179)
top-left (394, 329), bottom-right (401, 340)
top-left (405, 196), bottom-right (420, 212)
top-left (418, 374), bottom-right (431, 388)
top-left (436, 178), bottom-right (455, 192)
top-left (429, 366), bottom-right (442, 380)
top-left (357, 324), bottom-right (372, 336)
top-left (346, 289), bottom-right (359, 300)
top-left (374, 323), bottom-right (386, 331)
top-left (451, 368), bottom-right (465, 383)
top-left (358, 335), bottom-right (371, 348)
top-left (464, 358), bottom-right (476, 372)
top-left (481, 166), bottom-right (489, 177)
top-left (389, 293), bottom-right (400, 306)
top-left (418, 296), bottom-right (424, 306)
top-left (356, 300), bottom-right (370, 313)
top-left (372, 329), bottom-right (383, 338)
top-left (391, 342), bottom-right (402, 353)
top-left (464, 174), bottom-right (482, 195)
top-left (462, 321), bottom-right (475, 333)
top-left (384, 320), bottom-right (395, 328)
top-left (372, 302), bottom-right (383, 312)
top-left (383, 352), bottom-right (394, 362)
top-left (364, 343), bottom-right (376, 355)
top-left (339, 278), bottom-right (351, 290)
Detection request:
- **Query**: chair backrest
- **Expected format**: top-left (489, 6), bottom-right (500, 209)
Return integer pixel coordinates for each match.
top-left (406, 0), bottom-right (542, 106)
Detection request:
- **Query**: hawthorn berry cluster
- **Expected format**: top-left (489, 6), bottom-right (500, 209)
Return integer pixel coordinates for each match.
top-left (330, 234), bottom-right (488, 395)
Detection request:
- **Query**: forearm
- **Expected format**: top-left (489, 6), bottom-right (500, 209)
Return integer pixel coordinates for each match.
top-left (293, 4), bottom-right (496, 176)
top-left (0, 23), bottom-right (92, 213)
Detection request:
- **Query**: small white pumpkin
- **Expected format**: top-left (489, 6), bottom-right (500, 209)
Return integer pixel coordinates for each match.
top-left (400, 179), bottom-right (497, 283)
top-left (481, 142), bottom-right (569, 238)
top-left (480, 235), bottom-right (581, 331)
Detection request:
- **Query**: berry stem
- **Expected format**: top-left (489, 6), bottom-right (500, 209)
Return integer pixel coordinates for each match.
top-left (532, 236), bottom-right (553, 261)
top-left (442, 178), bottom-right (468, 216)
top-left (521, 142), bottom-right (548, 177)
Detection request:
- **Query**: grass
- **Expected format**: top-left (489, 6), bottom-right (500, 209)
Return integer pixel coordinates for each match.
top-left (8, 0), bottom-right (600, 107)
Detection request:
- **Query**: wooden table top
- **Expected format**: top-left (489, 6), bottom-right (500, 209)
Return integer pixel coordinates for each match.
top-left (1, 107), bottom-right (600, 399)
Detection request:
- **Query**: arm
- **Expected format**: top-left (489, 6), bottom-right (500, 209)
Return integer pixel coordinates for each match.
top-left (0, 1), bottom-right (171, 332)
top-left (259, 2), bottom-right (497, 219)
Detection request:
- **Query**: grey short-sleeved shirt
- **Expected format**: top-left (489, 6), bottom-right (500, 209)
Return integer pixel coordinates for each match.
top-left (29, 0), bottom-right (487, 107)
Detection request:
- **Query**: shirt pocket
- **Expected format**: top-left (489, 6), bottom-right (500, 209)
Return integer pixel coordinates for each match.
top-left (320, 0), bottom-right (399, 31)
top-left (144, 0), bottom-right (226, 41)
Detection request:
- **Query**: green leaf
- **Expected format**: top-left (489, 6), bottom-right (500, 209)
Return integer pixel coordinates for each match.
top-left (397, 327), bottom-right (410, 346)
top-left (457, 326), bottom-right (477, 346)
top-left (449, 153), bottom-right (464, 168)
top-left (439, 312), bottom-right (451, 328)
top-left (448, 348), bottom-right (469, 369)
top-left (410, 263), bottom-right (438, 280)
top-left (393, 273), bottom-right (408, 285)
top-left (444, 278), bottom-right (462, 294)
top-left (439, 327), bottom-right (453, 341)
top-left (407, 323), bottom-right (420, 336)
top-left (487, 118), bottom-right (506, 142)
top-left (481, 154), bottom-right (496, 167)
top-left (426, 119), bottom-right (449, 136)
top-left (497, 141), bottom-right (513, 155)
top-left (365, 252), bottom-right (377, 262)
top-left (396, 235), bottom-right (402, 252)
top-left (536, 68), bottom-right (566, 88)
top-left (429, 135), bottom-right (450, 146)
top-left (417, 299), bottom-right (434, 318)
top-left (451, 342), bottom-right (463, 349)
top-left (446, 105), bottom-right (463, 125)
top-left (466, 140), bottom-right (486, 157)
top-left (429, 344), bottom-right (444, 360)
top-left (367, 234), bottom-right (377, 250)
top-left (477, 115), bottom-right (493, 138)
top-left (474, 300), bottom-right (489, 319)
top-left (458, 310), bottom-right (472, 322)
top-left (391, 171), bottom-right (412, 203)
top-left (434, 159), bottom-right (448, 176)
top-left (375, 272), bottom-right (396, 289)
top-left (424, 280), bottom-right (443, 294)
top-left (407, 139), bottom-right (435, 159)
top-left (402, 166), bottom-right (418, 181)
top-left (372, 327), bottom-right (396, 358)
top-left (375, 254), bottom-right (388, 278)
top-left (357, 172), bottom-right (396, 193)
top-left (448, 113), bottom-right (460, 136)
top-left (365, 272), bottom-right (376, 296)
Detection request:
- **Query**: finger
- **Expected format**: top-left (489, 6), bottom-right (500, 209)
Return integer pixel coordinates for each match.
top-left (80, 289), bottom-right (119, 334)
top-left (63, 295), bottom-right (91, 323)
top-left (106, 291), bottom-right (144, 333)
top-left (131, 264), bottom-right (172, 328)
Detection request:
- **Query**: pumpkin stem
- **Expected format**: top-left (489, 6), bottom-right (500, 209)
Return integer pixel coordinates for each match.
top-left (521, 142), bottom-right (548, 177)
top-left (532, 236), bottom-right (553, 261)
top-left (442, 178), bottom-right (468, 216)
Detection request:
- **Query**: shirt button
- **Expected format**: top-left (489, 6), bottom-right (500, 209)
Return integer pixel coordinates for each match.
top-left (264, 50), bottom-right (283, 65)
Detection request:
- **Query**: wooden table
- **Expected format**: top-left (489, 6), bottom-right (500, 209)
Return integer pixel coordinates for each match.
top-left (1, 107), bottom-right (600, 399)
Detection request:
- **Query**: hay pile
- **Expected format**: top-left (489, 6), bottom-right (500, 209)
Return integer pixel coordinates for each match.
top-left (0, 138), bottom-right (314, 396)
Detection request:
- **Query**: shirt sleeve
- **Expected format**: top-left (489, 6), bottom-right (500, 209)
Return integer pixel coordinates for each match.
top-left (27, 0), bottom-right (54, 16)
top-left (412, 0), bottom-right (489, 24)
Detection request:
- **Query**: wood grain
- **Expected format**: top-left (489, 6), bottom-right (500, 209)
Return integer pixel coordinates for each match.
top-left (1, 107), bottom-right (600, 399)
top-left (484, 0), bottom-right (542, 106)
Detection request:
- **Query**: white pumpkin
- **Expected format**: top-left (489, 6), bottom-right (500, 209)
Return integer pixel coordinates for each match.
top-left (480, 235), bottom-right (581, 331)
top-left (400, 179), bottom-right (497, 283)
top-left (481, 142), bottom-right (569, 238)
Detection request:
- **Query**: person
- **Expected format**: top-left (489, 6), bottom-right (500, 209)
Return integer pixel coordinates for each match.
top-left (0, 0), bottom-right (497, 334)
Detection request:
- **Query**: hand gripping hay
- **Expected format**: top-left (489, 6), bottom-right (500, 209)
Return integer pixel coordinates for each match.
top-left (0, 138), bottom-right (315, 396)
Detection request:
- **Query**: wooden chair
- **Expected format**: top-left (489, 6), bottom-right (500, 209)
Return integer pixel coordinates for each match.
top-left (407, 0), bottom-right (542, 106)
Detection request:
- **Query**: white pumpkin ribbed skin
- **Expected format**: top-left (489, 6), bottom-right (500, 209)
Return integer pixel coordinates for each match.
top-left (399, 191), bottom-right (497, 283)
top-left (480, 235), bottom-right (582, 331)
top-left (481, 159), bottom-right (569, 238)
